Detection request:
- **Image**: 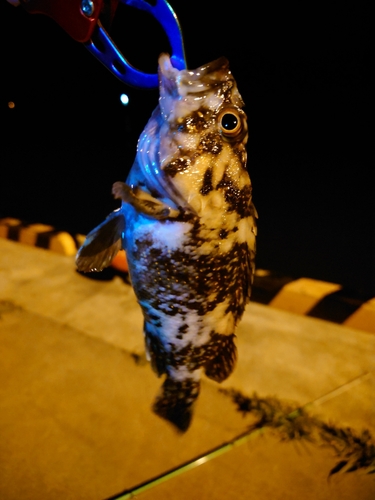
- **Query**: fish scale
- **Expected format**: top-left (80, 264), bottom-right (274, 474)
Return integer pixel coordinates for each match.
top-left (76, 53), bottom-right (257, 431)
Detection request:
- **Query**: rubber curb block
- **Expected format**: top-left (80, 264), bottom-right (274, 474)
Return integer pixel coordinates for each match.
top-left (0, 217), bottom-right (129, 272)
top-left (0, 217), bottom-right (78, 256)
top-left (1, 218), bottom-right (374, 334)
top-left (252, 271), bottom-right (375, 334)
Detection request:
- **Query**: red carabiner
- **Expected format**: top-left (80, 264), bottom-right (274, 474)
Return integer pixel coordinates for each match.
top-left (21, 0), bottom-right (104, 43)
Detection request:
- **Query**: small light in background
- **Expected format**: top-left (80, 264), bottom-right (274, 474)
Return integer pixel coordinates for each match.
top-left (8, 101), bottom-right (15, 109)
top-left (120, 93), bottom-right (129, 106)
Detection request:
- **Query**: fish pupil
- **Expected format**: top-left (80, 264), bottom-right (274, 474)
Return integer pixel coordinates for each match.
top-left (221, 113), bottom-right (238, 130)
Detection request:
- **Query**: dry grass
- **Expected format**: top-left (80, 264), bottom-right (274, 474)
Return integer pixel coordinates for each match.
top-left (220, 387), bottom-right (375, 476)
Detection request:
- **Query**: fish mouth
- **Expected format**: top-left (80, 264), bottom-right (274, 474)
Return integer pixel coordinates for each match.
top-left (159, 53), bottom-right (230, 91)
top-left (158, 53), bottom-right (243, 109)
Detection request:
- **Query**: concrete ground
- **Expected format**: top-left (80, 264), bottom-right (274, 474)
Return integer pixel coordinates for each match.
top-left (0, 237), bottom-right (374, 500)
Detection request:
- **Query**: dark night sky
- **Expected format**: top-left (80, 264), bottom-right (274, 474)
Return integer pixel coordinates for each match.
top-left (1, 1), bottom-right (374, 294)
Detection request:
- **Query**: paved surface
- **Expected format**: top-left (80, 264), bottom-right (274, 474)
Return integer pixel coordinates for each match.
top-left (0, 238), bottom-right (374, 499)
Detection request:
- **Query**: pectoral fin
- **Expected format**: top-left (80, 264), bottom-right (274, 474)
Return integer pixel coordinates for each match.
top-left (76, 209), bottom-right (125, 272)
top-left (112, 181), bottom-right (180, 219)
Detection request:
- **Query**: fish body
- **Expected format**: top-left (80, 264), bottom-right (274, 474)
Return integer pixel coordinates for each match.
top-left (76, 54), bottom-right (257, 431)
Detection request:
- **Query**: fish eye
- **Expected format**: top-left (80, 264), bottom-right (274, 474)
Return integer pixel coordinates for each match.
top-left (218, 107), bottom-right (243, 138)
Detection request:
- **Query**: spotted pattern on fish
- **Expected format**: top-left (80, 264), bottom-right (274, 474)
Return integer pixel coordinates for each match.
top-left (76, 54), bottom-right (257, 431)
top-left (198, 132), bottom-right (223, 155)
top-left (163, 157), bottom-right (191, 178)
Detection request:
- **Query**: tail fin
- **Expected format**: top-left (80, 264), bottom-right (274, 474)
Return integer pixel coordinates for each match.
top-left (152, 375), bottom-right (200, 432)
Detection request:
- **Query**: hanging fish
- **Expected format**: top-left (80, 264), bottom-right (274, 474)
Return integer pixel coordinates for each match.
top-left (76, 54), bottom-right (257, 431)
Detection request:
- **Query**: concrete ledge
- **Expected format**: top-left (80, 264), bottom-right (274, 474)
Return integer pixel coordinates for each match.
top-left (1, 218), bottom-right (374, 334)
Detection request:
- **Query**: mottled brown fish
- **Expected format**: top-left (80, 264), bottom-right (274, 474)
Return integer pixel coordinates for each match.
top-left (76, 54), bottom-right (257, 431)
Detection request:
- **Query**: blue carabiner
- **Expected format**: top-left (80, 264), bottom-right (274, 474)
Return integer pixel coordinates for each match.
top-left (84, 0), bottom-right (186, 88)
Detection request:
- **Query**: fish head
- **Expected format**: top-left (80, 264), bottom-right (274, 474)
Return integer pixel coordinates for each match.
top-left (158, 53), bottom-right (245, 129)
top-left (135, 54), bottom-right (250, 217)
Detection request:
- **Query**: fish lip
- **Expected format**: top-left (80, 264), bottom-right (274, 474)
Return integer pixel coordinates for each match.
top-left (158, 53), bottom-right (233, 104)
top-left (183, 56), bottom-right (230, 79)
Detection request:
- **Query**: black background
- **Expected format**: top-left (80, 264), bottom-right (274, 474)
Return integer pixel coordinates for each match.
top-left (1, 1), bottom-right (373, 294)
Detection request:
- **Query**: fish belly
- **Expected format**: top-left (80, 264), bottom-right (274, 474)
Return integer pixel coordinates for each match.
top-left (124, 215), bottom-right (247, 381)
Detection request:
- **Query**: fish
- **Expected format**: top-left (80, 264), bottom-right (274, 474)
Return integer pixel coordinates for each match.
top-left (76, 53), bottom-right (257, 431)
